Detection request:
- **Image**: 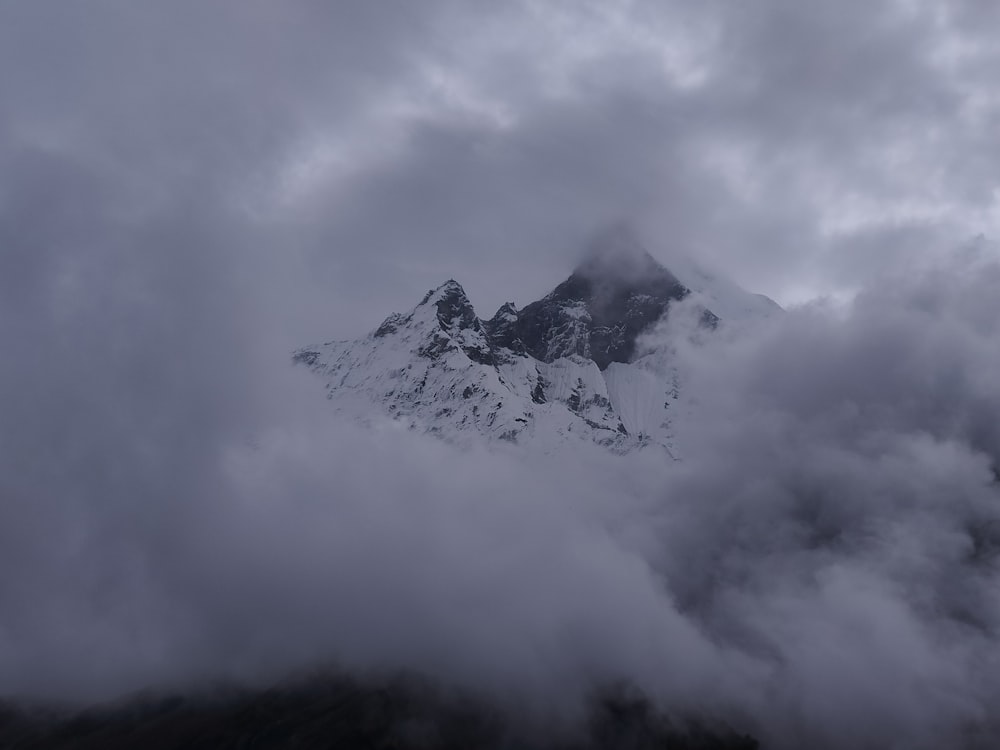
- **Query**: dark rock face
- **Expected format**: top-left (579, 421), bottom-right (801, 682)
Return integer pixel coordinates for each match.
top-left (291, 350), bottom-right (320, 366)
top-left (496, 246), bottom-right (695, 369)
top-left (523, 270), bottom-right (687, 370)
top-left (418, 281), bottom-right (496, 366)
top-left (417, 330), bottom-right (457, 361)
top-left (374, 312), bottom-right (408, 338)
top-left (484, 302), bottom-right (525, 356)
top-left (360, 235), bottom-right (718, 376)
top-left (432, 281), bottom-right (481, 334)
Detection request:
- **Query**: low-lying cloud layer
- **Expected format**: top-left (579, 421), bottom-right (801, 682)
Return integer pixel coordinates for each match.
top-left (3, 247), bottom-right (1000, 749)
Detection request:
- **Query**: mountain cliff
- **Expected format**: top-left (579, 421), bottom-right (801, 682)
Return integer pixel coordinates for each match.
top-left (295, 231), bottom-right (777, 455)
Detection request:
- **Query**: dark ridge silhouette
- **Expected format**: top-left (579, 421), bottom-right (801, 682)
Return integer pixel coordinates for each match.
top-left (0, 674), bottom-right (758, 750)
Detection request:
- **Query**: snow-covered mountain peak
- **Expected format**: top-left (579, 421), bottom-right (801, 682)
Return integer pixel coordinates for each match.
top-left (367, 278), bottom-right (497, 366)
top-left (296, 234), bottom-right (777, 456)
top-left (491, 301), bottom-right (518, 321)
top-left (295, 277), bottom-right (641, 452)
top-left (415, 279), bottom-right (477, 329)
top-left (512, 232), bottom-right (694, 370)
top-left (419, 278), bottom-right (468, 306)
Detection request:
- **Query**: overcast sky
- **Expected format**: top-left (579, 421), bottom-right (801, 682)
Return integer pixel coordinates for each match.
top-left (3, 4), bottom-right (1000, 748)
top-left (3, 0), bottom-right (998, 343)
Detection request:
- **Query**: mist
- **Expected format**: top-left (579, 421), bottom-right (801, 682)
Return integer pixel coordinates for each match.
top-left (3, 237), bottom-right (1000, 747)
top-left (3, 2), bottom-right (1000, 748)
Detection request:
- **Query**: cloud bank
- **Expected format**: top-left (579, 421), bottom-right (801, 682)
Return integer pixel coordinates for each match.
top-left (3, 0), bottom-right (997, 332)
top-left (3, 245), bottom-right (1000, 748)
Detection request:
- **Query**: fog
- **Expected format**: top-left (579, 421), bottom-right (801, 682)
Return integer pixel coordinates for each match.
top-left (2, 2), bottom-right (1000, 748)
top-left (3, 243), bottom-right (1000, 747)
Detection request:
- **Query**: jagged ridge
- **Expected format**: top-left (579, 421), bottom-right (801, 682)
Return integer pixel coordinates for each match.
top-left (295, 232), bottom-right (775, 454)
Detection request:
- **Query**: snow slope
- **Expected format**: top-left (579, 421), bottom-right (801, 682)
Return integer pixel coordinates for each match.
top-left (295, 232), bottom-right (777, 456)
top-left (296, 281), bottom-right (638, 453)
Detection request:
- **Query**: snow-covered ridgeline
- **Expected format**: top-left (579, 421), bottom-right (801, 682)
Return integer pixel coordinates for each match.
top-left (295, 236), bottom-right (777, 456)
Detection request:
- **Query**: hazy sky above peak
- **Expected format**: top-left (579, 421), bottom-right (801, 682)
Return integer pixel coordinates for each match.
top-left (2, 0), bottom-right (998, 342)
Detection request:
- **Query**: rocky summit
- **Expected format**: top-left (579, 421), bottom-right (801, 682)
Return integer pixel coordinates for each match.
top-left (295, 230), bottom-right (778, 455)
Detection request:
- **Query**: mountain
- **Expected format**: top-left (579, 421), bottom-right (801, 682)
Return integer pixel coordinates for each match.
top-left (497, 228), bottom-right (716, 370)
top-left (0, 673), bottom-right (759, 750)
top-left (295, 230), bottom-right (777, 455)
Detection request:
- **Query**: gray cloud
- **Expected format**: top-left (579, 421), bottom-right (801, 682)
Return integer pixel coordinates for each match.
top-left (4, 244), bottom-right (1000, 747)
top-left (648, 253), bottom-right (1000, 746)
top-left (2, 2), bottom-right (1000, 748)
top-left (5, 0), bottom-right (995, 325)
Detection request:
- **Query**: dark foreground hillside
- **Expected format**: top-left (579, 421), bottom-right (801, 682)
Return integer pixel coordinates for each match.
top-left (0, 675), bottom-right (758, 750)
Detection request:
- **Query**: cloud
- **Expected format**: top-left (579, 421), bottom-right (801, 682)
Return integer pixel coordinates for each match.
top-left (3, 228), bottom-right (1000, 748)
top-left (643, 250), bottom-right (1000, 746)
top-left (2, 2), bottom-right (1000, 748)
top-left (3, 1), bottom-right (997, 327)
